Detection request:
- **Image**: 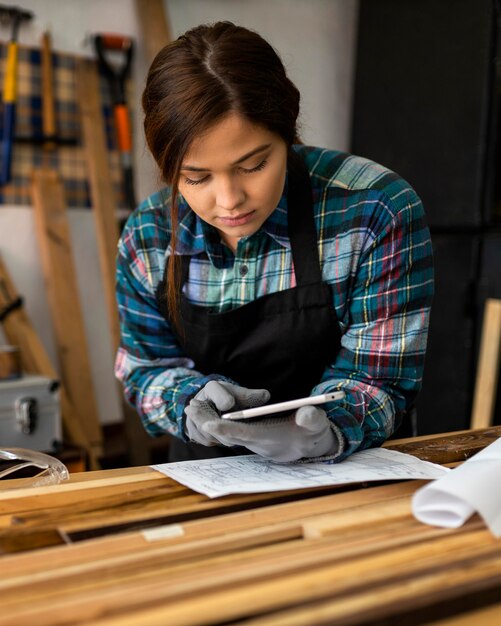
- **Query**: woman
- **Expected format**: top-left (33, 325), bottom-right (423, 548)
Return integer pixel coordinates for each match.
top-left (115, 22), bottom-right (433, 463)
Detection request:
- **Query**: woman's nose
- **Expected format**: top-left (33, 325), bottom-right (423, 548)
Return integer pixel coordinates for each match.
top-left (215, 177), bottom-right (245, 211)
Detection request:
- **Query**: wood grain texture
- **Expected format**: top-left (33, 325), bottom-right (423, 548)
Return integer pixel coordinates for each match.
top-left (423, 602), bottom-right (501, 626)
top-left (0, 430), bottom-right (500, 625)
top-left (134, 0), bottom-right (172, 65)
top-left (31, 168), bottom-right (102, 455)
top-left (2, 527), bottom-right (497, 626)
top-left (387, 426), bottom-right (501, 463)
top-left (75, 56), bottom-right (153, 464)
top-left (75, 58), bottom-right (121, 354)
top-left (471, 299), bottom-right (501, 429)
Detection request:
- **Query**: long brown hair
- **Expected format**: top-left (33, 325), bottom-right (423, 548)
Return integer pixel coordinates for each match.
top-left (142, 21), bottom-right (300, 329)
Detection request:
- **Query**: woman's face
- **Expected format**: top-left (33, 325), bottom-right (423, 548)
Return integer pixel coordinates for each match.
top-left (178, 112), bottom-right (288, 252)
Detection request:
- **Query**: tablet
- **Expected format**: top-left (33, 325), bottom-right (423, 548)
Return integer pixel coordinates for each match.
top-left (221, 391), bottom-right (345, 420)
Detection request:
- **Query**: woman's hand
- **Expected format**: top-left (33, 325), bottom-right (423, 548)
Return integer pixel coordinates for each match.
top-left (203, 405), bottom-right (344, 462)
top-left (184, 381), bottom-right (270, 446)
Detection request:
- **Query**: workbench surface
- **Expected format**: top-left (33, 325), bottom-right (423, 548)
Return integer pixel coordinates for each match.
top-left (1, 427), bottom-right (501, 626)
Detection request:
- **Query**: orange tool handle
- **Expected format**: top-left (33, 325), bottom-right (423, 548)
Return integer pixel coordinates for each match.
top-left (113, 105), bottom-right (132, 153)
top-left (99, 33), bottom-right (133, 50)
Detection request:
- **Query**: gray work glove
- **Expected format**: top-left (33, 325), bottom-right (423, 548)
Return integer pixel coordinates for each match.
top-left (202, 405), bottom-right (344, 462)
top-left (185, 381), bottom-right (270, 446)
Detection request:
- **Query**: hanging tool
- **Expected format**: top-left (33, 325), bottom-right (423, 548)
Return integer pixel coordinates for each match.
top-left (40, 29), bottom-right (56, 152)
top-left (0, 4), bottom-right (33, 185)
top-left (93, 33), bottom-right (136, 212)
top-left (13, 29), bottom-right (78, 149)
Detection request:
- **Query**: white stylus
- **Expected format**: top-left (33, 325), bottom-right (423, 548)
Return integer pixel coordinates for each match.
top-left (221, 391), bottom-right (345, 420)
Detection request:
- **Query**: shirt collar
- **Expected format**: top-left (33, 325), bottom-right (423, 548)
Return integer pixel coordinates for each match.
top-left (260, 179), bottom-right (290, 248)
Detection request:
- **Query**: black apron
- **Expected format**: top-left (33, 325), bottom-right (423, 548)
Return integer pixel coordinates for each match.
top-left (156, 152), bottom-right (342, 461)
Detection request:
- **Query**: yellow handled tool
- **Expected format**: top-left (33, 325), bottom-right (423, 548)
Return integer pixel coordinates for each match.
top-left (0, 5), bottom-right (33, 185)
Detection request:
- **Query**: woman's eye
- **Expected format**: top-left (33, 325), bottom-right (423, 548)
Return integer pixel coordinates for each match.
top-left (240, 159), bottom-right (267, 174)
top-left (184, 175), bottom-right (209, 186)
top-left (182, 160), bottom-right (267, 185)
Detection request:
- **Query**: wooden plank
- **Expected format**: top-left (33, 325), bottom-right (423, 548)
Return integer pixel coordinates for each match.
top-left (387, 425), bottom-right (501, 464)
top-left (2, 427), bottom-right (498, 541)
top-left (471, 299), bottom-right (501, 429)
top-left (0, 470), bottom-right (170, 510)
top-left (0, 482), bottom-right (421, 576)
top-left (0, 523), bottom-right (304, 597)
top-left (78, 536), bottom-right (501, 626)
top-left (0, 253), bottom-right (97, 466)
top-left (1, 494), bottom-right (477, 595)
top-left (11, 425), bottom-right (492, 514)
top-left (0, 427), bottom-right (495, 548)
top-left (31, 168), bottom-right (103, 456)
top-left (134, 0), bottom-right (172, 65)
top-left (422, 602), bottom-right (501, 626)
top-left (302, 496), bottom-right (413, 538)
top-left (3, 480), bottom-right (419, 538)
top-left (58, 482), bottom-right (420, 536)
top-left (212, 555), bottom-right (501, 626)
top-left (75, 58), bottom-right (121, 354)
top-left (4, 464), bottom-right (157, 488)
top-left (75, 56), bottom-right (158, 464)
top-left (384, 427), bottom-right (473, 446)
top-left (0, 431), bottom-right (499, 625)
top-left (0, 520), bottom-right (465, 618)
top-left (0, 526), bottom-right (498, 626)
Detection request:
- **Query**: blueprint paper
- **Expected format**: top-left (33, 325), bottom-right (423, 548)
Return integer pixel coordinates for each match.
top-left (412, 436), bottom-right (501, 537)
top-left (152, 447), bottom-right (447, 499)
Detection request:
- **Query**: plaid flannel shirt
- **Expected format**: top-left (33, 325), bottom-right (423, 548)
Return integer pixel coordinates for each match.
top-left (115, 146), bottom-right (434, 460)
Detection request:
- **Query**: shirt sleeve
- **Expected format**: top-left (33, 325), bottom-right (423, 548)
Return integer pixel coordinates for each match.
top-left (114, 213), bottom-right (232, 439)
top-left (312, 188), bottom-right (434, 460)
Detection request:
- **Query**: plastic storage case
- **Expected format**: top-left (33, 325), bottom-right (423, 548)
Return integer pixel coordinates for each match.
top-left (0, 375), bottom-right (61, 452)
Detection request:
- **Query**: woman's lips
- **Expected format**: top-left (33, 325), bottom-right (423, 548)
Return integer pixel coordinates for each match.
top-left (217, 210), bottom-right (255, 227)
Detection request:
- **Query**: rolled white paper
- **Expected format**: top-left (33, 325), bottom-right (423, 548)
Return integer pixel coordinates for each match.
top-left (412, 436), bottom-right (501, 537)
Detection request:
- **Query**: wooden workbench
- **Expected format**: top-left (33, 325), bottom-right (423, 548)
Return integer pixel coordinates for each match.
top-left (1, 427), bottom-right (501, 626)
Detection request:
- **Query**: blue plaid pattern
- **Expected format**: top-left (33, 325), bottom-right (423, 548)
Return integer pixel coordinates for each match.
top-left (0, 43), bottom-right (126, 207)
top-left (115, 146), bottom-right (434, 460)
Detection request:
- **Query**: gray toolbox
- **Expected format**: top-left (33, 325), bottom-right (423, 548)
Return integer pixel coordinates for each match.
top-left (0, 375), bottom-right (62, 452)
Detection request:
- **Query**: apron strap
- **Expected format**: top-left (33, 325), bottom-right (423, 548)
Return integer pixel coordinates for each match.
top-left (286, 150), bottom-right (323, 286)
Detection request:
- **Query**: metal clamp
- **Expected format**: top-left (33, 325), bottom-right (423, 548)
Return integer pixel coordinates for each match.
top-left (15, 397), bottom-right (38, 435)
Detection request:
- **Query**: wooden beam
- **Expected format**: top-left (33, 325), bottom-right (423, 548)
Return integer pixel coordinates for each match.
top-left (75, 58), bottom-right (121, 354)
top-left (471, 298), bottom-right (501, 429)
top-left (31, 168), bottom-right (103, 456)
top-left (0, 526), bottom-right (497, 625)
top-left (420, 603), bottom-right (501, 626)
top-left (0, 481), bottom-right (419, 576)
top-left (0, 432), bottom-right (500, 625)
top-left (203, 551), bottom-right (501, 626)
top-left (387, 425), bottom-right (501, 464)
top-left (134, 0), bottom-right (172, 65)
top-left (75, 57), bottom-right (157, 465)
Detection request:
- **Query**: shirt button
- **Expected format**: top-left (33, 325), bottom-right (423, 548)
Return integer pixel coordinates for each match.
top-left (239, 264), bottom-right (249, 276)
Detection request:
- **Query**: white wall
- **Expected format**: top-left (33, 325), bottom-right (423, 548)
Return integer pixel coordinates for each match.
top-left (0, 0), bottom-right (358, 425)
